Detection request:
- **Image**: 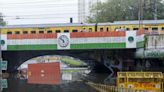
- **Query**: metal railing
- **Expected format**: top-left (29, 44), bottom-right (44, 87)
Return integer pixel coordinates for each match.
top-left (86, 82), bottom-right (163, 92)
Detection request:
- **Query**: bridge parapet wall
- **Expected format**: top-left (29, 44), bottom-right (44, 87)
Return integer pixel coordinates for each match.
top-left (136, 34), bottom-right (164, 58)
top-left (1, 31), bottom-right (145, 51)
top-left (146, 34), bottom-right (164, 49)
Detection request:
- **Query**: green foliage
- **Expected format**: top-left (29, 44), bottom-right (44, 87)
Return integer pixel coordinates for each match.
top-left (88, 0), bottom-right (164, 23)
top-left (61, 57), bottom-right (85, 67)
top-left (0, 13), bottom-right (6, 26)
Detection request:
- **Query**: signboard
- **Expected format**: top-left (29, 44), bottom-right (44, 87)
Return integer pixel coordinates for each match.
top-left (0, 61), bottom-right (8, 70)
top-left (136, 49), bottom-right (164, 58)
top-left (0, 79), bottom-right (8, 88)
top-left (145, 49), bottom-right (164, 58)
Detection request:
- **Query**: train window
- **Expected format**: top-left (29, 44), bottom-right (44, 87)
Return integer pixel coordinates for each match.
top-left (126, 28), bottom-right (130, 31)
top-left (7, 31), bottom-right (12, 34)
top-left (23, 31), bottom-right (28, 34)
top-left (47, 30), bottom-right (52, 33)
top-left (72, 30), bottom-right (78, 32)
top-left (83, 28), bottom-right (87, 32)
top-left (107, 27), bottom-right (109, 32)
top-left (144, 28), bottom-right (148, 30)
top-left (100, 28), bottom-right (103, 32)
top-left (15, 31), bottom-right (20, 34)
top-left (89, 28), bottom-right (92, 32)
top-left (162, 27), bottom-right (164, 31)
top-left (56, 30), bottom-right (61, 33)
top-left (64, 30), bottom-right (69, 33)
top-left (152, 27), bottom-right (158, 31)
top-left (133, 28), bottom-right (139, 30)
top-left (31, 31), bottom-right (36, 34)
top-left (39, 31), bottom-right (44, 34)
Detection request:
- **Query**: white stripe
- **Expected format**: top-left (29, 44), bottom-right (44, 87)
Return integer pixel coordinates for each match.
top-left (137, 34), bottom-right (145, 42)
top-left (71, 37), bottom-right (125, 44)
top-left (8, 37), bottom-right (126, 45)
top-left (8, 39), bottom-right (57, 45)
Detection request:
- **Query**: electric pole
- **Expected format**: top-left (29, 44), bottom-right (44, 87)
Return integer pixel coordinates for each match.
top-left (139, 0), bottom-right (143, 29)
top-left (154, 0), bottom-right (157, 20)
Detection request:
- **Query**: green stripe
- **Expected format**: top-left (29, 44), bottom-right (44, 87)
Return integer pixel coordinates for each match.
top-left (8, 45), bottom-right (57, 50)
top-left (71, 43), bottom-right (126, 49)
top-left (7, 43), bottom-right (126, 50)
top-left (137, 41), bottom-right (144, 48)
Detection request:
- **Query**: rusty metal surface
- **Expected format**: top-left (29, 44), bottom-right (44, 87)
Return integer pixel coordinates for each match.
top-left (28, 62), bottom-right (60, 85)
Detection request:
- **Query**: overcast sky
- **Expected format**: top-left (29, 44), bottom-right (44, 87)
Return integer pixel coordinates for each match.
top-left (0, 0), bottom-right (78, 25)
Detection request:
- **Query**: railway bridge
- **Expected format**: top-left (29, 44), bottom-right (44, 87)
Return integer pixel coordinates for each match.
top-left (1, 30), bottom-right (164, 78)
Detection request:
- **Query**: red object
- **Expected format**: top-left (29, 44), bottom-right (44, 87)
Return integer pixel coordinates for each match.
top-left (28, 62), bottom-right (60, 85)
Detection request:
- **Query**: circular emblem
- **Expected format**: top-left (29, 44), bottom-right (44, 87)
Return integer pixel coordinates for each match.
top-left (58, 35), bottom-right (69, 47)
top-left (128, 36), bottom-right (134, 43)
top-left (1, 40), bottom-right (5, 45)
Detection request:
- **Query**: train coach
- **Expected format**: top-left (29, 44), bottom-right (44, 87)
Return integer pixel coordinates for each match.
top-left (0, 20), bottom-right (164, 35)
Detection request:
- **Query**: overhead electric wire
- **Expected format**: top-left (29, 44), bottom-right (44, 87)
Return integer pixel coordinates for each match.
top-left (0, 0), bottom-right (68, 5)
top-left (0, 3), bottom-right (77, 6)
top-left (1, 10), bottom-right (86, 18)
top-left (3, 13), bottom-right (78, 17)
top-left (0, 4), bottom-right (78, 9)
top-left (4, 16), bottom-right (78, 20)
top-left (1, 0), bottom-right (85, 22)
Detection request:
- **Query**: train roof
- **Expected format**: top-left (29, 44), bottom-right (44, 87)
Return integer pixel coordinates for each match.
top-left (0, 23), bottom-right (96, 29)
top-left (1, 20), bottom-right (164, 28)
top-left (113, 20), bottom-right (164, 25)
top-left (98, 22), bottom-right (112, 26)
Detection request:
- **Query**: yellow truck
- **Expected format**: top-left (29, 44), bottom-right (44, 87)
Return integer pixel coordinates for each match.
top-left (117, 72), bottom-right (163, 92)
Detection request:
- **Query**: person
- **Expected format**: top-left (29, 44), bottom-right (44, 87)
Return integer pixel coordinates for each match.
top-left (115, 27), bottom-right (121, 31)
top-left (83, 28), bottom-right (86, 32)
top-left (89, 28), bottom-right (92, 32)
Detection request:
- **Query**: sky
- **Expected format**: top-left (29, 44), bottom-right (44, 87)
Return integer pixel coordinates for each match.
top-left (0, 0), bottom-right (79, 25)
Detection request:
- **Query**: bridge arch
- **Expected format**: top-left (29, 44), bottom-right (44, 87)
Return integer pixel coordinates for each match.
top-left (2, 50), bottom-right (97, 72)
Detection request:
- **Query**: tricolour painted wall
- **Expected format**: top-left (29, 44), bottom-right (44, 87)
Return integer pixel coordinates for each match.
top-left (1, 31), bottom-right (145, 51)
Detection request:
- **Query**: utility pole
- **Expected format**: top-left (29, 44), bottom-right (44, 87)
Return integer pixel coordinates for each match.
top-left (154, 0), bottom-right (157, 20)
top-left (138, 0), bottom-right (143, 29)
top-left (0, 15), bottom-right (2, 92)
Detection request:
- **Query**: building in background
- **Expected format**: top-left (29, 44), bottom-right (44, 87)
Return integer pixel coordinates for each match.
top-left (78, 0), bottom-right (106, 23)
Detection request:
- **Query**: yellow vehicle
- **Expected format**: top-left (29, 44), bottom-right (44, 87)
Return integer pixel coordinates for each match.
top-left (117, 72), bottom-right (163, 92)
top-left (1, 20), bottom-right (164, 35)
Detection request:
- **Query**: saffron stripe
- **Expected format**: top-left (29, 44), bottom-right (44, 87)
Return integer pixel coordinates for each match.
top-left (7, 34), bottom-right (57, 39)
top-left (7, 32), bottom-right (126, 39)
top-left (137, 30), bottom-right (145, 35)
top-left (70, 31), bottom-right (125, 38)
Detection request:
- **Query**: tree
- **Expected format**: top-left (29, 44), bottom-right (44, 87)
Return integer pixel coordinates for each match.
top-left (0, 13), bottom-right (6, 26)
top-left (88, 0), bottom-right (164, 23)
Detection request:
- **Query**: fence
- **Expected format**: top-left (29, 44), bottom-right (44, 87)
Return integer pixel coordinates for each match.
top-left (86, 82), bottom-right (163, 92)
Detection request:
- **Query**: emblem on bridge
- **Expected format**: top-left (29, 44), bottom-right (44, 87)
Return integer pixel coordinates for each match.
top-left (128, 36), bottom-right (134, 43)
top-left (1, 40), bottom-right (5, 45)
top-left (126, 31), bottom-right (136, 48)
top-left (1, 35), bottom-right (7, 50)
top-left (57, 33), bottom-right (70, 50)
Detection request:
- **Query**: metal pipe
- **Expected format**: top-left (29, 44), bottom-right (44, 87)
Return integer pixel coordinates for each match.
top-left (0, 17), bottom-right (2, 92)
